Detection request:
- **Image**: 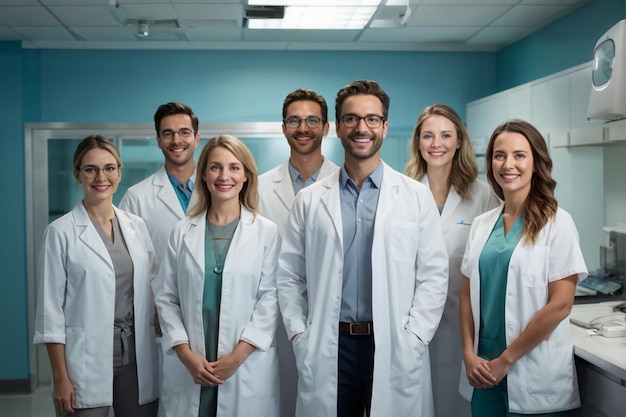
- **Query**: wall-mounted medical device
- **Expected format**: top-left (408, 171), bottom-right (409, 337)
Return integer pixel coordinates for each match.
top-left (587, 19), bottom-right (626, 121)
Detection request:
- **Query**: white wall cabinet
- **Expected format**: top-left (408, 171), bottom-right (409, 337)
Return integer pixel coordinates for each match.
top-left (466, 62), bottom-right (617, 271)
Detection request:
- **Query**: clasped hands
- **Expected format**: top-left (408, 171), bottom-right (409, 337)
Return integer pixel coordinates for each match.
top-left (464, 353), bottom-right (510, 390)
top-left (179, 350), bottom-right (242, 387)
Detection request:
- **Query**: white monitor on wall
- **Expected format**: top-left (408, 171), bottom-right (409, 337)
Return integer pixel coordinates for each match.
top-left (587, 19), bottom-right (626, 121)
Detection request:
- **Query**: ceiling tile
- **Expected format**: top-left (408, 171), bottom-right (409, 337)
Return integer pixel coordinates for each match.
top-left (492, 5), bottom-right (568, 26)
top-left (467, 25), bottom-right (530, 44)
top-left (360, 26), bottom-right (482, 43)
top-left (121, 4), bottom-right (178, 21)
top-left (48, 5), bottom-right (122, 25)
top-left (184, 27), bottom-right (242, 41)
top-left (407, 5), bottom-right (511, 27)
top-left (0, 6), bottom-right (59, 26)
top-left (11, 25), bottom-right (77, 40)
top-left (291, 29), bottom-right (360, 42)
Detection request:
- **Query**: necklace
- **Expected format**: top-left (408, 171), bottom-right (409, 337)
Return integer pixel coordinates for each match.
top-left (207, 218), bottom-right (239, 274)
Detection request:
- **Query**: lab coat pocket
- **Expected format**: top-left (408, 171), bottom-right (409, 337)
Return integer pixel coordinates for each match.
top-left (292, 327), bottom-right (314, 392)
top-left (389, 326), bottom-right (425, 391)
top-left (64, 328), bottom-right (86, 394)
top-left (390, 221), bottom-right (419, 263)
top-left (525, 340), bottom-right (574, 397)
top-left (521, 245), bottom-right (549, 288)
top-left (238, 347), bottom-right (279, 399)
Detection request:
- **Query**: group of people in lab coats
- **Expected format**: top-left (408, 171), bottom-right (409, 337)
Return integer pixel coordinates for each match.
top-left (34, 79), bottom-right (587, 417)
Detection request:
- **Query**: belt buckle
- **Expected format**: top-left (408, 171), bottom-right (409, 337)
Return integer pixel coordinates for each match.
top-left (349, 322), bottom-right (371, 335)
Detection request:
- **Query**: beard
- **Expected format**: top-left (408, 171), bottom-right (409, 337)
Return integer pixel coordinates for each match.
top-left (341, 133), bottom-right (383, 160)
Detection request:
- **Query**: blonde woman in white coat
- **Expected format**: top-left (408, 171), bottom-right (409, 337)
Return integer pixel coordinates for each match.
top-left (405, 104), bottom-right (499, 417)
top-left (34, 135), bottom-right (159, 417)
top-left (155, 135), bottom-right (281, 417)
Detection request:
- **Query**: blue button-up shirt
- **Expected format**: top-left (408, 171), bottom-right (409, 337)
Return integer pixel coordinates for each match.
top-left (339, 162), bottom-right (383, 322)
top-left (288, 162), bottom-right (323, 196)
top-left (166, 169), bottom-right (195, 213)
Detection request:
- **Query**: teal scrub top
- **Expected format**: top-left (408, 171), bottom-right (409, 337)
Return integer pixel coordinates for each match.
top-left (477, 214), bottom-right (523, 360)
top-left (199, 218), bottom-right (238, 417)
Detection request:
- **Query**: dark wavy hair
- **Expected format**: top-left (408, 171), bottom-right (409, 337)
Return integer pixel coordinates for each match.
top-left (486, 119), bottom-right (557, 244)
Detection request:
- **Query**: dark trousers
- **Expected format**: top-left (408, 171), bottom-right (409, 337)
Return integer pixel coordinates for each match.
top-left (337, 332), bottom-right (375, 417)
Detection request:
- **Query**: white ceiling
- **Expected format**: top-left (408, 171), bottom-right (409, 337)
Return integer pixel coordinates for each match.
top-left (0, 0), bottom-right (590, 51)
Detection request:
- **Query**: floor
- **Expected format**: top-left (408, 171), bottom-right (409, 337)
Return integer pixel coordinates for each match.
top-left (0, 386), bottom-right (55, 417)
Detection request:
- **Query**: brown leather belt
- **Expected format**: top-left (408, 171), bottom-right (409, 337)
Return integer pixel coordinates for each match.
top-left (339, 322), bottom-right (373, 335)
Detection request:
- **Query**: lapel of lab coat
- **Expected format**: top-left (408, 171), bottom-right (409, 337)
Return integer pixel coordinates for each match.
top-left (319, 169), bottom-right (343, 246)
top-left (420, 174), bottom-right (462, 225)
top-left (72, 202), bottom-right (114, 270)
top-left (375, 163), bottom-right (400, 224)
top-left (183, 212), bottom-right (206, 275)
top-left (114, 207), bottom-right (141, 269)
top-left (154, 167), bottom-right (186, 219)
top-left (272, 162), bottom-right (295, 213)
top-left (222, 207), bottom-right (253, 272)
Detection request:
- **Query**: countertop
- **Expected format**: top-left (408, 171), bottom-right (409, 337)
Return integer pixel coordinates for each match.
top-left (570, 301), bottom-right (626, 382)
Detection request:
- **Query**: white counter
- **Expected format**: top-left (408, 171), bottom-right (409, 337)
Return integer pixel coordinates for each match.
top-left (570, 301), bottom-right (626, 381)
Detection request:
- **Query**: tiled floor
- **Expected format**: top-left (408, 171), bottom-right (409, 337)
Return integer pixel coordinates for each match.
top-left (0, 386), bottom-right (56, 417)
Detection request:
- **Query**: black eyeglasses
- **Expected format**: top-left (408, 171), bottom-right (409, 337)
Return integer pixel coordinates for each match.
top-left (79, 164), bottom-right (120, 179)
top-left (339, 115), bottom-right (385, 128)
top-left (159, 128), bottom-right (196, 140)
top-left (283, 116), bottom-right (323, 129)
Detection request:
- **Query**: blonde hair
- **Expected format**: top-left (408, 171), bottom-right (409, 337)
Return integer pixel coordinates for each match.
top-left (73, 135), bottom-right (122, 179)
top-left (188, 135), bottom-right (259, 217)
top-left (404, 104), bottom-right (478, 201)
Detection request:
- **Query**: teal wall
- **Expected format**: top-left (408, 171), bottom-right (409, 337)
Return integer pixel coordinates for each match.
top-left (2, 45), bottom-right (495, 386)
top-left (496, 0), bottom-right (625, 90)
top-left (0, 42), bottom-right (28, 383)
top-left (0, 0), bottom-right (620, 388)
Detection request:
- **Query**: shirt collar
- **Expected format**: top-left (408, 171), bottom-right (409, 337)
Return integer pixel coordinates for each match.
top-left (340, 161), bottom-right (383, 188)
top-left (165, 168), bottom-right (195, 191)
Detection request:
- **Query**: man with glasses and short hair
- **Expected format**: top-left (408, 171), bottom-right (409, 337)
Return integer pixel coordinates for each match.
top-left (258, 88), bottom-right (338, 417)
top-left (277, 80), bottom-right (449, 417)
top-left (120, 102), bottom-right (200, 260)
top-left (259, 88), bottom-right (338, 235)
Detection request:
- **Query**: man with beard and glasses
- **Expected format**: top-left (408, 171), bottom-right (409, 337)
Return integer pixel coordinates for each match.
top-left (259, 88), bottom-right (338, 235)
top-left (277, 80), bottom-right (449, 417)
top-left (258, 88), bottom-right (337, 417)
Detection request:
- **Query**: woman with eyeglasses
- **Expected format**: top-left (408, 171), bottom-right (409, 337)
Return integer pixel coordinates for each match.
top-left (154, 135), bottom-right (281, 417)
top-left (405, 104), bottom-right (499, 417)
top-left (34, 135), bottom-right (159, 417)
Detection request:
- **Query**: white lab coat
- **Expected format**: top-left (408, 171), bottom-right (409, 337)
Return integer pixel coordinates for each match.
top-left (420, 177), bottom-right (499, 417)
top-left (155, 207), bottom-right (281, 417)
top-left (33, 203), bottom-right (159, 408)
top-left (278, 164), bottom-right (449, 417)
top-left (258, 157), bottom-right (338, 417)
top-left (119, 166), bottom-right (194, 259)
top-left (258, 158), bottom-right (338, 235)
top-left (460, 205), bottom-right (588, 414)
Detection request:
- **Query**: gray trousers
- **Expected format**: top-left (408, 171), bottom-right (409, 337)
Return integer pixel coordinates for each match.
top-left (55, 363), bottom-right (158, 417)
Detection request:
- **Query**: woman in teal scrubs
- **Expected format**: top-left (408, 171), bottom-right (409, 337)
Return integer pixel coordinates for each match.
top-left (459, 120), bottom-right (588, 416)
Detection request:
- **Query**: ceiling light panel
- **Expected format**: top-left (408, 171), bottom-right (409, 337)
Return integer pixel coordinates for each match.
top-left (248, 0), bottom-right (380, 5)
top-left (248, 6), bottom-right (378, 29)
